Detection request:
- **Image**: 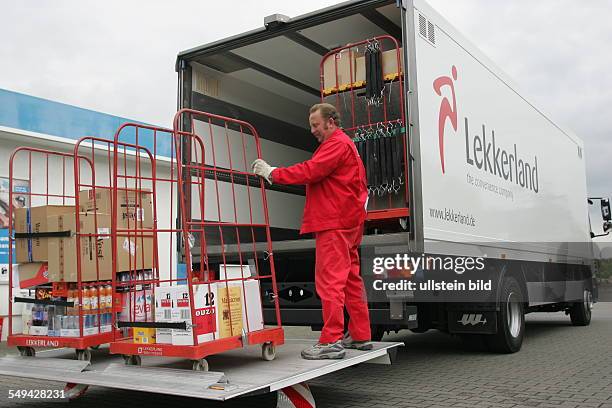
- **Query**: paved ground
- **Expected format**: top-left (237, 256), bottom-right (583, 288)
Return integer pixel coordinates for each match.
top-left (0, 302), bottom-right (610, 407)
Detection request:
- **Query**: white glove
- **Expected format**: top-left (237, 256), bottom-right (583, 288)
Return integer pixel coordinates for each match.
top-left (251, 159), bottom-right (276, 185)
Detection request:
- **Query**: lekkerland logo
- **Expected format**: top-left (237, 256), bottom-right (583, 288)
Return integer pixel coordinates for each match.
top-left (433, 66), bottom-right (539, 193)
top-left (433, 65), bottom-right (458, 174)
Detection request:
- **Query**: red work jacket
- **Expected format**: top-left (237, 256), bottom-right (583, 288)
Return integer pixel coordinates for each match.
top-left (271, 129), bottom-right (368, 234)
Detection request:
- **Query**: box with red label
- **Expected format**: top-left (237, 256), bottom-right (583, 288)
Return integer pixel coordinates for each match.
top-left (170, 285), bottom-right (194, 345)
top-left (168, 280), bottom-right (264, 345)
top-left (18, 263), bottom-right (49, 288)
top-left (154, 286), bottom-right (173, 344)
top-left (171, 284), bottom-right (219, 346)
top-left (193, 283), bottom-right (218, 342)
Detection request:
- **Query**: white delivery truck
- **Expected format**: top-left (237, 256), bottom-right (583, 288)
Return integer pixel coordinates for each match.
top-left (174, 0), bottom-right (609, 353)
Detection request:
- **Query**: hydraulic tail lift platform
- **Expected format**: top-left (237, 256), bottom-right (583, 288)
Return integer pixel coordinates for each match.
top-left (0, 339), bottom-right (401, 406)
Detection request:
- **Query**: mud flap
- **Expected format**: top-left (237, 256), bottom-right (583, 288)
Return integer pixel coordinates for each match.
top-left (447, 311), bottom-right (497, 334)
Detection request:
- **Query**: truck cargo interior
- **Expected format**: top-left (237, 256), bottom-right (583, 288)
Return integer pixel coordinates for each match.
top-left (178, 0), bottom-right (405, 235)
top-left (177, 1), bottom-right (409, 326)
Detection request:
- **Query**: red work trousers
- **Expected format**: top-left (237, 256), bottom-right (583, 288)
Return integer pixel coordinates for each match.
top-left (315, 224), bottom-right (371, 343)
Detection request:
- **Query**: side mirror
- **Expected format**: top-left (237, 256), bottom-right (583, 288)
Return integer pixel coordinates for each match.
top-left (602, 198), bottom-right (611, 222)
top-left (604, 221), bottom-right (612, 233)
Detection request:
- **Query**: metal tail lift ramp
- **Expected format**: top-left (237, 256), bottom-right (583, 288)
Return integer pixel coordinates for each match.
top-left (0, 339), bottom-right (401, 407)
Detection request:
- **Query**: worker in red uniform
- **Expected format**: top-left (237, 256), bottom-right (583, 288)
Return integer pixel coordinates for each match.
top-left (252, 103), bottom-right (372, 359)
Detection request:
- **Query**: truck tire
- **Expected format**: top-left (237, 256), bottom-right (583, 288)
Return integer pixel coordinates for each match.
top-left (485, 277), bottom-right (524, 353)
top-left (569, 289), bottom-right (593, 326)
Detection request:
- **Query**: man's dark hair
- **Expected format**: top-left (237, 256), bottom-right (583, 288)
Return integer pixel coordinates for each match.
top-left (310, 103), bottom-right (342, 127)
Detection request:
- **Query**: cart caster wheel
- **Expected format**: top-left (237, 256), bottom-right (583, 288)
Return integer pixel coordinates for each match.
top-left (76, 349), bottom-right (91, 362)
top-left (125, 355), bottom-right (142, 366)
top-left (192, 359), bottom-right (209, 371)
top-left (262, 342), bottom-right (276, 361)
top-left (64, 383), bottom-right (89, 400)
top-left (18, 346), bottom-right (35, 357)
top-left (90, 345), bottom-right (101, 350)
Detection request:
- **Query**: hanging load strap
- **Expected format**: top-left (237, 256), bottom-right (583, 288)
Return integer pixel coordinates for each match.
top-left (378, 128), bottom-right (389, 195)
top-left (367, 131), bottom-right (380, 194)
top-left (365, 41), bottom-right (383, 106)
top-left (373, 132), bottom-right (382, 193)
top-left (384, 128), bottom-right (394, 193)
top-left (364, 130), bottom-right (373, 193)
top-left (353, 130), bottom-right (367, 177)
top-left (392, 123), bottom-right (405, 193)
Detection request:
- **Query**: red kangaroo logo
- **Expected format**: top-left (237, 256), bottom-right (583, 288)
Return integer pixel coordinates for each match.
top-left (433, 66), bottom-right (458, 174)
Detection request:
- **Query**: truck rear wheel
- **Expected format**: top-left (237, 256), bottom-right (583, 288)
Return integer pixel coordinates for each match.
top-left (569, 289), bottom-right (593, 326)
top-left (485, 277), bottom-right (524, 353)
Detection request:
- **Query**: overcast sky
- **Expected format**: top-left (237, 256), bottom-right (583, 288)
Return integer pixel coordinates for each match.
top-left (1, 1), bottom-right (611, 197)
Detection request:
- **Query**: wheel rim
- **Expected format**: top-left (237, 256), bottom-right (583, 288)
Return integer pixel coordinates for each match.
top-left (506, 292), bottom-right (522, 338)
top-left (263, 343), bottom-right (275, 360)
top-left (193, 359), bottom-right (208, 371)
top-left (585, 290), bottom-right (593, 310)
top-left (584, 290), bottom-right (593, 319)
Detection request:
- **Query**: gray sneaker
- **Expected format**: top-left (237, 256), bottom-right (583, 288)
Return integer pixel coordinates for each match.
top-left (301, 341), bottom-right (346, 360)
top-left (341, 334), bottom-right (373, 350)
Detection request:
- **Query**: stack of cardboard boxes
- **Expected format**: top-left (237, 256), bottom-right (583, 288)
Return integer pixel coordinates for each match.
top-left (15, 188), bottom-right (155, 337)
top-left (322, 47), bottom-right (403, 94)
top-left (153, 265), bottom-right (264, 346)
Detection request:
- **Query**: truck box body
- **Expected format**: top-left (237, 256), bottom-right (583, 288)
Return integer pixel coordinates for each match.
top-left (175, 0), bottom-right (596, 340)
top-left (412, 1), bottom-right (590, 260)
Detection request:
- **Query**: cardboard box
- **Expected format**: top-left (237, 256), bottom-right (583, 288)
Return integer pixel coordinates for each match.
top-left (21, 303), bottom-right (33, 335)
top-left (171, 284), bottom-right (219, 346)
top-left (355, 47), bottom-right (403, 84)
top-left (47, 213), bottom-right (154, 282)
top-left (29, 325), bottom-right (49, 336)
top-left (47, 213), bottom-right (113, 282)
top-left (238, 279), bottom-right (264, 333)
top-left (15, 205), bottom-right (75, 263)
top-left (78, 188), bottom-right (153, 229)
top-left (115, 233), bottom-right (154, 273)
top-left (218, 264), bottom-right (251, 281)
top-left (171, 285), bottom-right (195, 345)
top-left (154, 286), bottom-right (173, 344)
top-left (323, 49), bottom-right (357, 91)
top-left (193, 284), bottom-right (218, 342)
top-left (134, 327), bottom-right (156, 344)
top-left (168, 280), bottom-right (263, 345)
top-left (218, 279), bottom-right (264, 337)
top-left (18, 263), bottom-right (49, 288)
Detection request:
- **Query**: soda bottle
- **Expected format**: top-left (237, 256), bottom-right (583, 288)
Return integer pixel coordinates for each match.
top-left (82, 286), bottom-right (91, 312)
top-left (90, 285), bottom-right (98, 311)
top-left (32, 304), bottom-right (42, 326)
top-left (41, 305), bottom-right (48, 327)
top-left (104, 284), bottom-right (112, 312)
top-left (99, 284), bottom-right (106, 310)
top-left (47, 304), bottom-right (56, 335)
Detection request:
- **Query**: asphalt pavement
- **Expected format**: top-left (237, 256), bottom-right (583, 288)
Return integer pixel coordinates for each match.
top-left (0, 301), bottom-right (610, 407)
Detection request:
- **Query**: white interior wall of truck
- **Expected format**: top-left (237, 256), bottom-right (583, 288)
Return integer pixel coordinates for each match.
top-left (189, 108), bottom-right (309, 229)
top-left (185, 3), bottom-right (402, 235)
top-left (412, 0), bottom-right (591, 262)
